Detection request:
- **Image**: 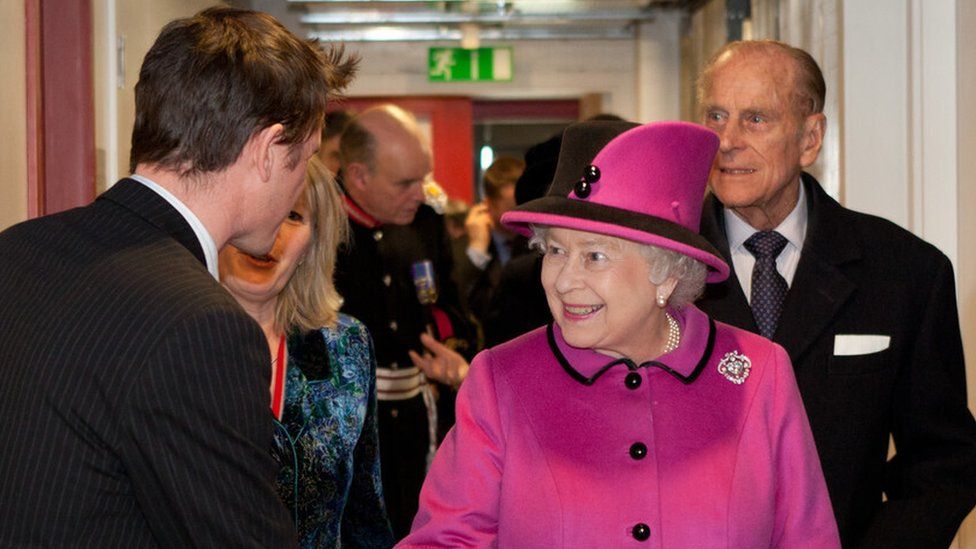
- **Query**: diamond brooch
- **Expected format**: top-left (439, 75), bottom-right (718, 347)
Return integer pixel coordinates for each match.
top-left (717, 350), bottom-right (751, 385)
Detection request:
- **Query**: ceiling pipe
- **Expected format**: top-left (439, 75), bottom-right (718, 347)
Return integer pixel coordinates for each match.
top-left (300, 10), bottom-right (656, 26)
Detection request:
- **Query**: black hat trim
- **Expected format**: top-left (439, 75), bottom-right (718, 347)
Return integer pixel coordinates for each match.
top-left (513, 196), bottom-right (724, 270)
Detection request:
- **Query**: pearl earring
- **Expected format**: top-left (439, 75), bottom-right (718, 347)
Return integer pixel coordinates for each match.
top-left (656, 293), bottom-right (666, 308)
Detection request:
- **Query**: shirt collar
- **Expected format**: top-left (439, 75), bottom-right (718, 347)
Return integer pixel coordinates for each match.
top-left (342, 194), bottom-right (381, 229)
top-left (128, 174), bottom-right (219, 279)
top-left (548, 305), bottom-right (717, 386)
top-left (725, 180), bottom-right (809, 251)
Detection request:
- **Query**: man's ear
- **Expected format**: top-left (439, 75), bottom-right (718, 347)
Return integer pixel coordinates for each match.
top-left (249, 123), bottom-right (285, 182)
top-left (344, 162), bottom-right (370, 191)
top-left (799, 113), bottom-right (826, 168)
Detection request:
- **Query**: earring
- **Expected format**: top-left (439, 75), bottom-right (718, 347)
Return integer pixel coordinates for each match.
top-left (656, 293), bottom-right (666, 308)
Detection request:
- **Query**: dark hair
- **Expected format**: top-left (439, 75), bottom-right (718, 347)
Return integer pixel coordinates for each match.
top-left (338, 117), bottom-right (377, 171)
top-left (482, 156), bottom-right (525, 199)
top-left (129, 6), bottom-right (357, 175)
top-left (323, 110), bottom-right (354, 141)
top-left (586, 113), bottom-right (625, 122)
top-left (697, 40), bottom-right (826, 118)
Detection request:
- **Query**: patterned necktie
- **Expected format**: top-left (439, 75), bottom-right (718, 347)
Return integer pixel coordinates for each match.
top-left (744, 230), bottom-right (789, 339)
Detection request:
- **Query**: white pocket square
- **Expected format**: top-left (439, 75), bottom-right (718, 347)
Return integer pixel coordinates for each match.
top-left (833, 334), bottom-right (890, 356)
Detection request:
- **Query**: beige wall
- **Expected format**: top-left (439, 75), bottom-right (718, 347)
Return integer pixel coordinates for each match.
top-left (679, 0), bottom-right (726, 122)
top-left (0, 1), bottom-right (28, 230)
top-left (96, 2), bottom-right (668, 179)
top-left (956, 0), bottom-right (976, 543)
top-left (93, 0), bottom-right (215, 189)
top-left (339, 38), bottom-right (642, 122)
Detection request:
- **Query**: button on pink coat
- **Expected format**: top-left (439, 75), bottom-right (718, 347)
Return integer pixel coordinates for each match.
top-left (399, 305), bottom-right (840, 548)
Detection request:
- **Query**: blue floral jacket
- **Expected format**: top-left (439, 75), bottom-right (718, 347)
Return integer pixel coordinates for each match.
top-left (272, 314), bottom-right (394, 548)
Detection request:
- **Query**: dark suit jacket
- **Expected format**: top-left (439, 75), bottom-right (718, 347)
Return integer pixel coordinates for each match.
top-left (483, 252), bottom-right (551, 348)
top-left (0, 180), bottom-right (296, 547)
top-left (453, 234), bottom-right (533, 330)
top-left (335, 203), bottom-right (477, 538)
top-left (698, 173), bottom-right (976, 548)
top-left (452, 235), bottom-right (503, 324)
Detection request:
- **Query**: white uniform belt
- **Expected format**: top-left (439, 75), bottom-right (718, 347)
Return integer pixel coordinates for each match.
top-left (376, 366), bottom-right (424, 401)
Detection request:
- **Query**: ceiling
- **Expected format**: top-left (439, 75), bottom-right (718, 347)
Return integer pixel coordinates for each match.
top-left (274, 0), bottom-right (706, 43)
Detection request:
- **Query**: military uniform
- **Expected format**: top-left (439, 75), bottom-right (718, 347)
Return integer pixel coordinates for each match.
top-left (335, 195), bottom-right (472, 539)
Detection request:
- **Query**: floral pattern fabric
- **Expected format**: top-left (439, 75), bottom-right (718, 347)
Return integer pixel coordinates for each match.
top-left (272, 314), bottom-right (394, 548)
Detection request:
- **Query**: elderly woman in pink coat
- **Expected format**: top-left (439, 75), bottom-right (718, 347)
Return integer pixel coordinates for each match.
top-left (398, 121), bottom-right (839, 548)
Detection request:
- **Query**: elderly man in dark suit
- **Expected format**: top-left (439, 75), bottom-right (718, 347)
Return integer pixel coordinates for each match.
top-left (0, 7), bottom-right (354, 546)
top-left (695, 39), bottom-right (976, 548)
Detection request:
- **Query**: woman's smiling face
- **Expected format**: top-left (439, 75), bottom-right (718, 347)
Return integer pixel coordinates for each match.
top-left (540, 227), bottom-right (666, 362)
top-left (219, 194), bottom-right (313, 306)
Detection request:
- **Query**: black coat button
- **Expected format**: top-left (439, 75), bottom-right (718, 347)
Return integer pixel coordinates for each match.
top-left (632, 523), bottom-right (650, 541)
top-left (625, 372), bottom-right (642, 389)
top-left (629, 442), bottom-right (648, 460)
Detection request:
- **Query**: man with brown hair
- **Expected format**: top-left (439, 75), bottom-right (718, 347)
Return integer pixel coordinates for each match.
top-left (696, 39), bottom-right (976, 547)
top-left (0, 7), bottom-right (354, 546)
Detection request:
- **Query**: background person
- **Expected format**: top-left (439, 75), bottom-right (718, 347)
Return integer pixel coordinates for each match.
top-left (335, 104), bottom-right (475, 539)
top-left (221, 157), bottom-right (393, 548)
top-left (320, 109), bottom-right (355, 175)
top-left (482, 134), bottom-right (560, 347)
top-left (443, 198), bottom-right (470, 242)
top-left (696, 39), bottom-right (976, 548)
top-left (400, 120), bottom-right (839, 547)
top-left (0, 7), bottom-right (353, 546)
top-left (454, 156), bottom-right (525, 324)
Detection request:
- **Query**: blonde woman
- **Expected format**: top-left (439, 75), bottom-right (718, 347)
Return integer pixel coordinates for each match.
top-left (221, 157), bottom-right (393, 548)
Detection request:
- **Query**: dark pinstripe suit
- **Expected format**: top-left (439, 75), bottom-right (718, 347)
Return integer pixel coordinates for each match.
top-left (0, 180), bottom-right (296, 547)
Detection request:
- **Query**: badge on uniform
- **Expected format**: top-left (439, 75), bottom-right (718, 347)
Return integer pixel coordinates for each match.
top-left (717, 350), bottom-right (751, 384)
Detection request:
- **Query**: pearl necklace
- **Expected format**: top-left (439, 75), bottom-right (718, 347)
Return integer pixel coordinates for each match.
top-left (662, 312), bottom-right (681, 354)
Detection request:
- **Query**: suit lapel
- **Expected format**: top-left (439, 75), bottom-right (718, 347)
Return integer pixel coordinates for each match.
top-left (774, 174), bottom-right (859, 363)
top-left (98, 179), bottom-right (208, 267)
top-left (698, 193), bottom-right (758, 332)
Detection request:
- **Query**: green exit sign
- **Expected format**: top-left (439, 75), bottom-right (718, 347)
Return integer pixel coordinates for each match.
top-left (428, 47), bottom-right (513, 82)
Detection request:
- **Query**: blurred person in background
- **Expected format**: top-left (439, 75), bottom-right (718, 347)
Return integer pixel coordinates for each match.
top-left (455, 156), bottom-right (525, 325)
top-left (482, 136), bottom-right (560, 347)
top-left (320, 109), bottom-right (354, 174)
top-left (221, 157), bottom-right (393, 548)
top-left (335, 104), bottom-right (476, 539)
top-left (443, 198), bottom-right (470, 242)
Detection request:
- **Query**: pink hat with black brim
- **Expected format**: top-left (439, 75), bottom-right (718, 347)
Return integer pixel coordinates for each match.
top-left (501, 120), bottom-right (729, 282)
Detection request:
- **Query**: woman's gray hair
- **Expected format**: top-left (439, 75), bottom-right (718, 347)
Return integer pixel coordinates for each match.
top-left (638, 244), bottom-right (707, 308)
top-left (529, 225), bottom-right (707, 309)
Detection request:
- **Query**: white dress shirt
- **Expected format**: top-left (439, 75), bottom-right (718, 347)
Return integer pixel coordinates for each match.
top-left (724, 182), bottom-right (809, 305)
top-left (129, 174), bottom-right (219, 279)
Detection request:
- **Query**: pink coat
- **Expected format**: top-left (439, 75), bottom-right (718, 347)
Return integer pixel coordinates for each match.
top-left (399, 305), bottom-right (840, 548)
